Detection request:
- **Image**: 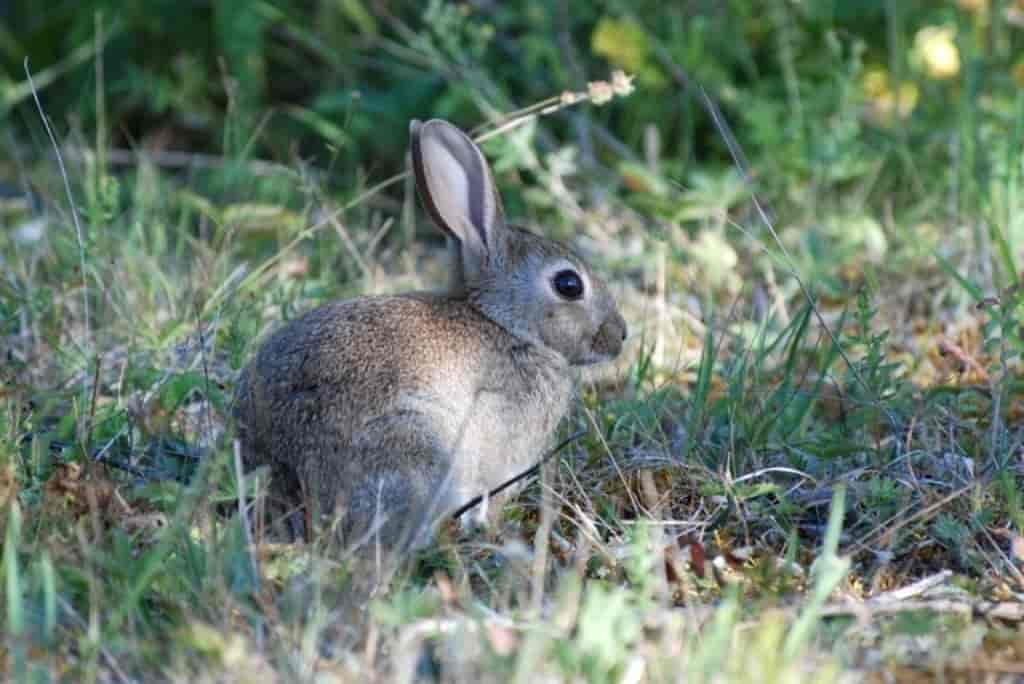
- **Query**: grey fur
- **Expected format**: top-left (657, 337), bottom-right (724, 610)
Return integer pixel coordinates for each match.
top-left (234, 119), bottom-right (627, 552)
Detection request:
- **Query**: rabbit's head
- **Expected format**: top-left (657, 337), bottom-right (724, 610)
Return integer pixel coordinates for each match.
top-left (411, 119), bottom-right (626, 366)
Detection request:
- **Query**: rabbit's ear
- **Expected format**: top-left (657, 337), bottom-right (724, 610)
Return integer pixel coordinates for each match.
top-left (411, 119), bottom-right (506, 285)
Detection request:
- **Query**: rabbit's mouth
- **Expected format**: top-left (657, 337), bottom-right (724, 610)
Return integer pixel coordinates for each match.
top-left (576, 350), bottom-right (620, 366)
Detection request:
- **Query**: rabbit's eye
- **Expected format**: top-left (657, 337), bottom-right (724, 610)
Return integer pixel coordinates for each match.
top-left (552, 270), bottom-right (584, 300)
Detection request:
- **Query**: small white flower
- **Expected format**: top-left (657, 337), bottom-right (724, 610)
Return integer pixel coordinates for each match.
top-left (611, 69), bottom-right (636, 97)
top-left (588, 79), bottom-right (614, 105)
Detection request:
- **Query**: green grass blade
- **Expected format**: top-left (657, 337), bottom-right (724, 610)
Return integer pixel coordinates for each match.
top-left (783, 486), bottom-right (849, 660)
top-left (40, 551), bottom-right (57, 644)
top-left (4, 501), bottom-right (23, 637)
top-left (683, 320), bottom-right (716, 462)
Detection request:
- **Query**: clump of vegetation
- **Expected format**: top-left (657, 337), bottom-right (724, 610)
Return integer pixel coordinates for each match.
top-left (2, 1), bottom-right (1023, 681)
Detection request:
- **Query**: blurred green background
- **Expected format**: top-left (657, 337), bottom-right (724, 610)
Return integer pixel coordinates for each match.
top-left (4, 0), bottom-right (1021, 221)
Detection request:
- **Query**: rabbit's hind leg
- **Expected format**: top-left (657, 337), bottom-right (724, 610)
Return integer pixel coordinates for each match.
top-left (341, 458), bottom-right (460, 555)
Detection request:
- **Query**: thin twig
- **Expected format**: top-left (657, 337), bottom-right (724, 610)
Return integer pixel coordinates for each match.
top-left (700, 84), bottom-right (899, 431)
top-left (449, 430), bottom-right (588, 521)
top-left (871, 570), bottom-right (952, 603)
top-left (819, 599), bottom-right (1024, 622)
top-left (25, 58), bottom-right (91, 351)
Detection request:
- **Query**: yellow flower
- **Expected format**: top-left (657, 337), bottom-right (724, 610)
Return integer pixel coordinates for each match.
top-left (860, 67), bottom-right (919, 124)
top-left (913, 25), bottom-right (961, 80)
top-left (861, 67), bottom-right (890, 98)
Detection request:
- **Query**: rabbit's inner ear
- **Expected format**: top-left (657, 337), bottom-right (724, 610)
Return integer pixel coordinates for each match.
top-left (412, 120), bottom-right (506, 269)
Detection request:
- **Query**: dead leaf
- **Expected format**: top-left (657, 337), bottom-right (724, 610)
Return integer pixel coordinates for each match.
top-left (41, 462), bottom-right (128, 524)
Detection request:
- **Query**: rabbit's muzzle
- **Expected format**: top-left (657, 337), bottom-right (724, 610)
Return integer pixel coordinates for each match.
top-left (591, 311), bottom-right (628, 361)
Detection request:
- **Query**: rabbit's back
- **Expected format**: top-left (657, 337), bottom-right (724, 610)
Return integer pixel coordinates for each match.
top-left (234, 293), bottom-right (574, 526)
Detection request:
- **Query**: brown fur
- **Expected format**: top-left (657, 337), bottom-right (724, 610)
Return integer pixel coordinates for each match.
top-left (233, 120), bottom-right (626, 554)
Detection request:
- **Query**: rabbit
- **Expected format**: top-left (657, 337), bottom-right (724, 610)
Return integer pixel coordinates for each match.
top-left (233, 118), bottom-right (627, 554)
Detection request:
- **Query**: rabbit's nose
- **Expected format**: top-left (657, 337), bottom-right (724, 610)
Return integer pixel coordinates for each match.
top-left (612, 311), bottom-right (628, 342)
top-left (595, 312), bottom-right (627, 358)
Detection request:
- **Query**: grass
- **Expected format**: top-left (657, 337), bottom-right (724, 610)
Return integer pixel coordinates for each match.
top-left (2, 1), bottom-right (1024, 681)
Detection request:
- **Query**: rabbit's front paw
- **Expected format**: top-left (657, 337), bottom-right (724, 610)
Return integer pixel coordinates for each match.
top-left (451, 492), bottom-right (507, 539)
